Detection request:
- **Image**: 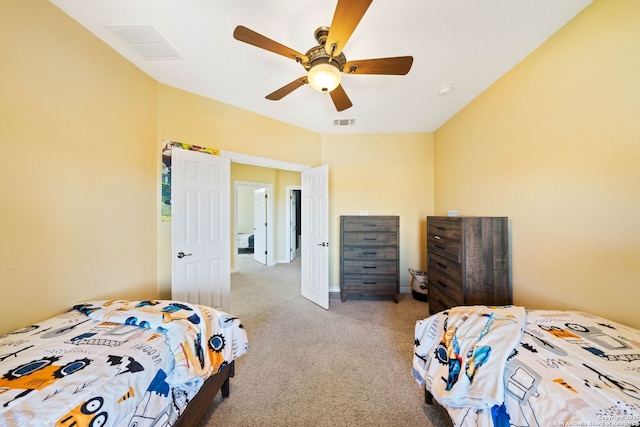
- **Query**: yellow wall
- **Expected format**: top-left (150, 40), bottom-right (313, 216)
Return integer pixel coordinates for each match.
top-left (155, 84), bottom-right (321, 165)
top-left (155, 85), bottom-right (320, 297)
top-left (237, 186), bottom-right (256, 233)
top-left (154, 86), bottom-right (435, 297)
top-left (0, 0), bottom-right (158, 332)
top-left (321, 133), bottom-right (435, 290)
top-left (434, 0), bottom-right (640, 328)
top-left (0, 1), bottom-right (432, 332)
top-left (6, 0), bottom-right (633, 335)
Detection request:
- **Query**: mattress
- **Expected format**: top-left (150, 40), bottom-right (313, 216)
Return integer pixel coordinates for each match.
top-left (413, 306), bottom-right (640, 427)
top-left (0, 299), bottom-right (248, 426)
top-left (237, 233), bottom-right (254, 249)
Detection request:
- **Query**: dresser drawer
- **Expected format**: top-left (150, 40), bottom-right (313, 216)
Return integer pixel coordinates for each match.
top-left (343, 260), bottom-right (397, 275)
top-left (342, 246), bottom-right (397, 260)
top-left (342, 217), bottom-right (398, 232)
top-left (428, 268), bottom-right (463, 300)
top-left (427, 235), bottom-right (460, 262)
top-left (340, 215), bottom-right (399, 302)
top-left (425, 216), bottom-right (511, 313)
top-left (428, 252), bottom-right (462, 283)
top-left (343, 232), bottom-right (397, 246)
top-left (428, 217), bottom-right (461, 241)
top-left (428, 286), bottom-right (461, 314)
top-left (342, 276), bottom-right (398, 293)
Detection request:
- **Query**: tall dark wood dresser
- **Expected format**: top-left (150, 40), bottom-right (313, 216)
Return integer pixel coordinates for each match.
top-left (340, 216), bottom-right (399, 302)
top-left (427, 216), bottom-right (511, 314)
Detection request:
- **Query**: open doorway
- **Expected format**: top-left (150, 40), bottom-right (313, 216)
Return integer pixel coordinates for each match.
top-left (224, 150), bottom-right (308, 275)
top-left (234, 180), bottom-right (302, 274)
top-left (234, 181), bottom-right (274, 269)
top-left (287, 187), bottom-right (302, 261)
top-left (233, 180), bottom-right (303, 270)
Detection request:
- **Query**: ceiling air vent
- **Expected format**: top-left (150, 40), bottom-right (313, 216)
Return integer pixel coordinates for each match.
top-left (333, 119), bottom-right (356, 127)
top-left (107, 25), bottom-right (182, 60)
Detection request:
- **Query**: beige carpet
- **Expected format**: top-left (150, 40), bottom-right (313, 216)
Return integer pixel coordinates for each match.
top-left (199, 257), bottom-right (451, 427)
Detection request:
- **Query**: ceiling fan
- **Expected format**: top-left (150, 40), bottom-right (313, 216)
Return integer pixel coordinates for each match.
top-left (233, 0), bottom-right (413, 112)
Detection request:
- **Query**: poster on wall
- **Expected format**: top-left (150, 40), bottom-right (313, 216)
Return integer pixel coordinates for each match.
top-left (161, 140), bottom-right (220, 221)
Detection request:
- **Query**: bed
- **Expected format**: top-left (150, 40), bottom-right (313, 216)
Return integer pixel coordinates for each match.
top-left (237, 233), bottom-right (254, 254)
top-left (413, 305), bottom-right (640, 427)
top-left (0, 299), bottom-right (249, 426)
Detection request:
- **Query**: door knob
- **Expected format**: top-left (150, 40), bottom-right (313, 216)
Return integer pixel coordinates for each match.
top-left (317, 242), bottom-right (329, 247)
top-left (177, 251), bottom-right (192, 259)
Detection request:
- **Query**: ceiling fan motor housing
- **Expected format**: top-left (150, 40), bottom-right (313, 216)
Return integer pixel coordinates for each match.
top-left (314, 26), bottom-right (331, 46)
top-left (305, 45), bottom-right (346, 71)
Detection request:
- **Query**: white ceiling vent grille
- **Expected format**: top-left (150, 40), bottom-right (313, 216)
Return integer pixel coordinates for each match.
top-left (333, 119), bottom-right (356, 127)
top-left (107, 25), bottom-right (182, 60)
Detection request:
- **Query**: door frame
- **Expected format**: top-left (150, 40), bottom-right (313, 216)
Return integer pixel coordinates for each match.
top-left (233, 181), bottom-right (273, 268)
top-left (223, 150), bottom-right (310, 271)
top-left (221, 151), bottom-right (309, 173)
top-left (286, 185), bottom-right (302, 262)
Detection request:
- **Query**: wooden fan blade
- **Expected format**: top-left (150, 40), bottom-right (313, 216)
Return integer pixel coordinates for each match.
top-left (325, 0), bottom-right (373, 56)
top-left (343, 56), bottom-right (414, 75)
top-left (265, 77), bottom-right (308, 100)
top-left (329, 84), bottom-right (353, 111)
top-left (233, 25), bottom-right (309, 63)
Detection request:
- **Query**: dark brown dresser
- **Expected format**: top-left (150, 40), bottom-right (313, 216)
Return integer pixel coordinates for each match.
top-left (340, 216), bottom-right (399, 302)
top-left (427, 216), bottom-right (511, 314)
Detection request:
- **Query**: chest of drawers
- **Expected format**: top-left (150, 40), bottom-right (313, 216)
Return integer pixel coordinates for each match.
top-left (427, 216), bottom-right (511, 314)
top-left (340, 216), bottom-right (399, 303)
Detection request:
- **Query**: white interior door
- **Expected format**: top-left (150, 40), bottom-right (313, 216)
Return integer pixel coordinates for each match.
top-left (171, 148), bottom-right (231, 312)
top-left (301, 165), bottom-right (329, 309)
top-left (253, 188), bottom-right (267, 265)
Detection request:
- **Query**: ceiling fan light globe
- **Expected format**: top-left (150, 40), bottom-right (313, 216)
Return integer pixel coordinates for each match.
top-left (308, 62), bottom-right (341, 93)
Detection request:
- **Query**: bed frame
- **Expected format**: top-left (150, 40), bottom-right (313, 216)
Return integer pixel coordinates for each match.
top-left (174, 361), bottom-right (235, 427)
top-left (424, 387), bottom-right (434, 405)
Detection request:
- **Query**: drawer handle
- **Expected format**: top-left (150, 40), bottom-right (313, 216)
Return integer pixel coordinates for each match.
top-left (435, 244), bottom-right (445, 250)
top-left (437, 226), bottom-right (448, 231)
top-left (363, 281), bottom-right (377, 284)
top-left (437, 262), bottom-right (448, 269)
top-left (434, 235), bottom-right (441, 240)
top-left (363, 238), bottom-right (378, 241)
top-left (437, 280), bottom-right (447, 288)
top-left (363, 252), bottom-right (377, 255)
top-left (363, 223), bottom-right (377, 227)
top-left (363, 266), bottom-right (377, 269)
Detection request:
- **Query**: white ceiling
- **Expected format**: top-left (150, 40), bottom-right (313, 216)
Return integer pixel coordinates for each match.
top-left (48, 0), bottom-right (592, 134)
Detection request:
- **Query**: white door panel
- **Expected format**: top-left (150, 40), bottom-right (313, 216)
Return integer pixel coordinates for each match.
top-left (301, 165), bottom-right (329, 309)
top-left (172, 148), bottom-right (231, 312)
